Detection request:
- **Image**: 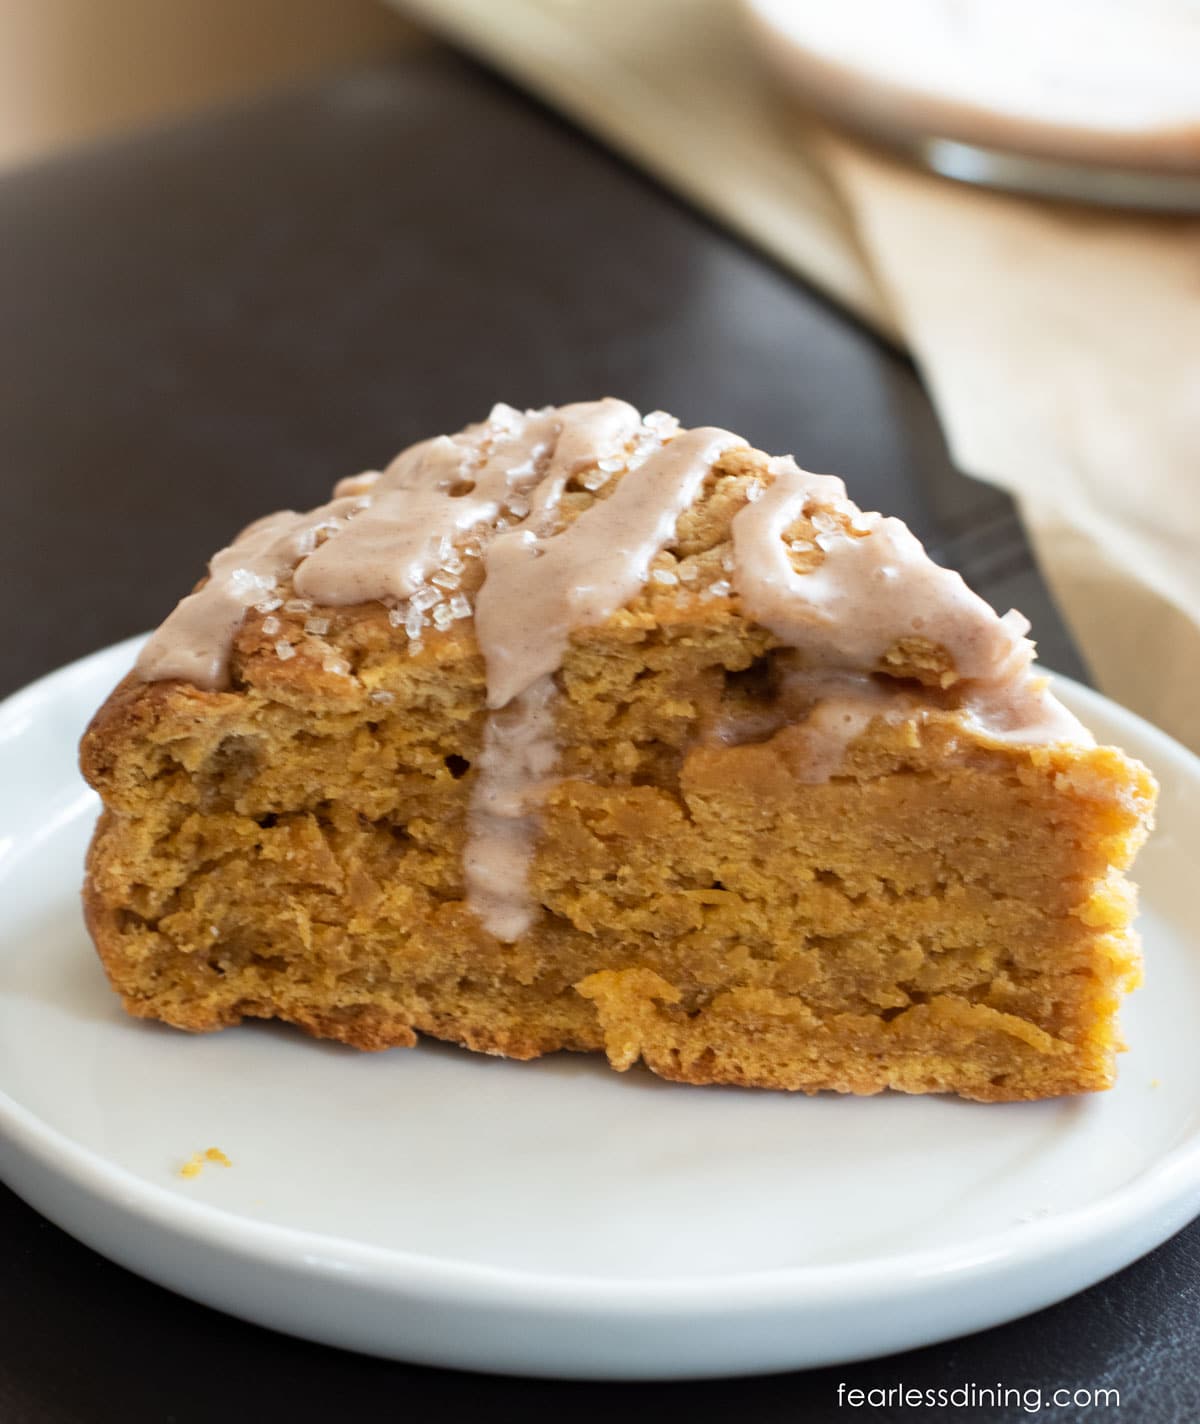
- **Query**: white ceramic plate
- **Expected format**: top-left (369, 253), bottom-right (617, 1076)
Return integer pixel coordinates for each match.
top-left (739, 0), bottom-right (1200, 211)
top-left (2, 636), bottom-right (1199, 1380)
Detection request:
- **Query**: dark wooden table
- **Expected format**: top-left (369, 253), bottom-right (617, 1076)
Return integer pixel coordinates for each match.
top-left (2, 48), bottom-right (1194, 1424)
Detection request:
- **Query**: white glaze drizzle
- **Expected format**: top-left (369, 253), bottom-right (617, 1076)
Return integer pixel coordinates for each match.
top-left (959, 673), bottom-right (1090, 746)
top-left (475, 424), bottom-right (745, 709)
top-left (135, 497), bottom-right (363, 690)
top-left (294, 399), bottom-right (641, 606)
top-left (461, 675), bottom-right (559, 942)
top-left (732, 456), bottom-right (1033, 681)
top-left (710, 667), bottom-right (922, 781)
top-left (134, 400), bottom-right (640, 692)
top-left (464, 422), bottom-right (744, 936)
top-left (730, 454), bottom-right (1090, 749)
top-left (137, 404), bottom-right (1090, 942)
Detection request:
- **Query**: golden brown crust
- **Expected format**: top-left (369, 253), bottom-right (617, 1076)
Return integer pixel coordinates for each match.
top-left (78, 442), bottom-right (1157, 1101)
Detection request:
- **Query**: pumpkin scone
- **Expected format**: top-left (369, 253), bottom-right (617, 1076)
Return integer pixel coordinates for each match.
top-left (80, 399), bottom-right (1156, 1100)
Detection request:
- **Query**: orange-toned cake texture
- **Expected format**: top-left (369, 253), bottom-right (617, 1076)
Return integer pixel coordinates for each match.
top-left (80, 401), bottom-right (1156, 1101)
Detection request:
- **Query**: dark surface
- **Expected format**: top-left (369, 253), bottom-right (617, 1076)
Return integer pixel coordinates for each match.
top-left (0, 47), bottom-right (1188, 1424)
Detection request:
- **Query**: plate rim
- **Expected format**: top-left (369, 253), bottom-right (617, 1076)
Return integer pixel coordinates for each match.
top-left (2, 636), bottom-right (1199, 1318)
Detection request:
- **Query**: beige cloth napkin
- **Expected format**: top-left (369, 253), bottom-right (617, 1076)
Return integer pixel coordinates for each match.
top-left (397, 0), bottom-right (1200, 752)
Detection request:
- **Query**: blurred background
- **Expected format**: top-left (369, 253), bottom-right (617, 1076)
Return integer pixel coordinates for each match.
top-left (0, 0), bottom-right (1194, 751)
top-left (0, 0), bottom-right (415, 168)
